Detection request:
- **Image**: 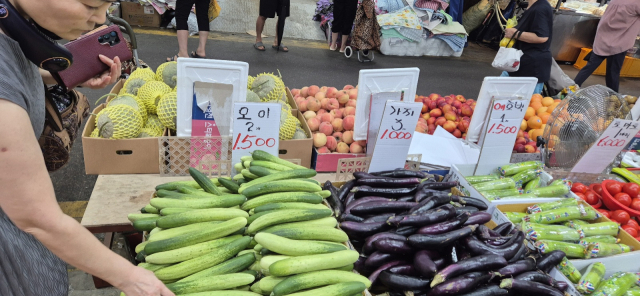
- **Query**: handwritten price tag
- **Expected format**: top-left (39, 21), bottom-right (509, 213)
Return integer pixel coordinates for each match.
top-left (571, 119), bottom-right (640, 174)
top-left (475, 96), bottom-right (531, 175)
top-left (368, 101), bottom-right (422, 173)
top-left (231, 103), bottom-right (281, 174)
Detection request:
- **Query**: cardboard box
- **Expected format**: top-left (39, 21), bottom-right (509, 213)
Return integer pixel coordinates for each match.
top-left (285, 88), bottom-right (299, 115)
top-left (121, 1), bottom-right (161, 28)
top-left (278, 111), bottom-right (313, 168)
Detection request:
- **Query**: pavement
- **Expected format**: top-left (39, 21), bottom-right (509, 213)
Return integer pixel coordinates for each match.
top-left (50, 28), bottom-right (639, 294)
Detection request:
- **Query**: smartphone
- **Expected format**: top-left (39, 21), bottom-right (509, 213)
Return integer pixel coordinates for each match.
top-left (55, 25), bottom-right (132, 90)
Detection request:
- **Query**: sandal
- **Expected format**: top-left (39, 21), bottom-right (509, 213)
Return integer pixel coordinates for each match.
top-left (166, 55), bottom-right (178, 62)
top-left (254, 42), bottom-right (266, 51)
top-left (272, 44), bottom-right (289, 52)
top-left (330, 45), bottom-right (337, 51)
top-left (190, 51), bottom-right (205, 58)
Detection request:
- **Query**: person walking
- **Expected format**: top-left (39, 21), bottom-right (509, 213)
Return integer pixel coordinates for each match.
top-left (330, 0), bottom-right (358, 52)
top-left (168, 0), bottom-right (211, 61)
top-left (0, 0), bottom-right (173, 295)
top-left (501, 0), bottom-right (554, 95)
top-left (574, 0), bottom-right (640, 92)
top-left (254, 0), bottom-right (289, 52)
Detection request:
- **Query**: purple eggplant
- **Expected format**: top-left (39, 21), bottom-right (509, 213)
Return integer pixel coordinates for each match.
top-left (536, 250), bottom-right (566, 273)
top-left (463, 232), bottom-right (524, 260)
top-left (389, 204), bottom-right (457, 227)
top-left (455, 206), bottom-right (479, 215)
top-left (414, 188), bottom-right (449, 203)
top-left (363, 213), bottom-right (395, 223)
top-left (493, 222), bottom-right (513, 236)
top-left (351, 201), bottom-right (416, 216)
top-left (410, 195), bottom-right (454, 214)
top-left (354, 255), bottom-right (368, 274)
top-left (464, 212), bottom-right (492, 226)
top-left (395, 226), bottom-right (418, 236)
top-left (419, 181), bottom-right (459, 190)
top-left (368, 260), bottom-right (404, 284)
top-left (497, 257), bottom-right (536, 277)
top-left (372, 169), bottom-right (428, 179)
top-left (418, 212), bottom-right (470, 235)
top-left (431, 254), bottom-right (508, 286)
top-left (323, 181), bottom-right (344, 216)
top-left (345, 196), bottom-right (391, 214)
top-left (338, 179), bottom-right (356, 202)
top-left (363, 232), bottom-right (406, 255)
top-left (344, 192), bottom-right (356, 207)
top-left (353, 172), bottom-right (378, 179)
top-left (365, 251), bottom-right (401, 269)
top-left (352, 185), bottom-right (418, 198)
top-left (397, 196), bottom-right (415, 202)
top-left (341, 213), bottom-right (365, 222)
top-left (428, 272), bottom-right (495, 295)
top-left (456, 247), bottom-right (472, 262)
top-left (389, 264), bottom-right (416, 276)
top-left (408, 225), bottom-right (477, 248)
top-left (514, 271), bottom-right (558, 287)
top-left (457, 284), bottom-right (509, 296)
top-left (457, 196), bottom-right (489, 210)
top-left (507, 241), bottom-right (529, 263)
top-left (357, 177), bottom-right (422, 188)
top-left (379, 271), bottom-right (431, 291)
top-left (340, 221), bottom-right (390, 238)
top-left (414, 250), bottom-right (438, 277)
top-left (481, 233), bottom-right (519, 249)
top-left (434, 257), bottom-right (447, 269)
top-left (477, 225), bottom-right (502, 240)
top-left (499, 279), bottom-right (563, 296)
top-left (374, 239), bottom-right (414, 254)
top-left (555, 281), bottom-right (569, 292)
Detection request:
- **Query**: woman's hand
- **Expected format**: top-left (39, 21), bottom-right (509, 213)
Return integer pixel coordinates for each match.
top-left (80, 55), bottom-right (122, 89)
top-left (504, 28), bottom-right (517, 39)
top-left (116, 266), bottom-right (175, 296)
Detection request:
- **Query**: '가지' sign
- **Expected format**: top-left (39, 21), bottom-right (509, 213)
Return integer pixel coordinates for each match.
top-left (572, 119), bottom-right (640, 174)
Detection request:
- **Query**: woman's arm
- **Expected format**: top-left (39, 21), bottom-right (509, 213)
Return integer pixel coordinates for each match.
top-left (0, 101), bottom-right (173, 296)
top-left (505, 28), bottom-right (549, 44)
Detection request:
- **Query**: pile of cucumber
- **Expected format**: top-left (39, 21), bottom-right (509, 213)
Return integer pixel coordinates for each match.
top-left (125, 150), bottom-right (369, 296)
top-left (566, 261), bottom-right (640, 296)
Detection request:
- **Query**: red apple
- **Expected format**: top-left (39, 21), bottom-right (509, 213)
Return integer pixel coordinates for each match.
top-left (435, 117), bottom-right (447, 127)
top-left (437, 100), bottom-right (448, 108)
top-left (421, 113), bottom-right (430, 121)
top-left (427, 117), bottom-right (436, 125)
top-left (453, 129), bottom-right (462, 138)
top-left (526, 141), bottom-right (537, 147)
top-left (452, 101), bottom-right (462, 109)
top-left (524, 145), bottom-right (536, 153)
top-left (515, 144), bottom-right (526, 153)
top-left (455, 95), bottom-right (466, 102)
top-left (462, 116), bottom-right (471, 122)
top-left (458, 121), bottom-right (469, 133)
top-left (415, 122), bottom-right (429, 133)
top-left (441, 104), bottom-right (453, 114)
top-left (515, 137), bottom-right (527, 146)
top-left (443, 120), bottom-right (457, 133)
top-left (517, 130), bottom-right (524, 138)
top-left (428, 124), bottom-right (436, 134)
top-left (429, 93), bottom-right (439, 100)
top-left (445, 97), bottom-right (454, 105)
top-left (430, 109), bottom-right (442, 118)
top-left (422, 104), bottom-right (428, 113)
top-left (428, 100), bottom-right (438, 110)
top-left (460, 105), bottom-right (473, 117)
top-left (444, 111), bottom-right (457, 121)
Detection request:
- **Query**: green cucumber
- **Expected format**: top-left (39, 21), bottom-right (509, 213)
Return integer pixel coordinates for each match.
top-left (148, 221), bottom-right (220, 242)
top-left (178, 253), bottom-right (256, 282)
top-left (254, 202), bottom-right (328, 213)
top-left (269, 250), bottom-right (360, 276)
top-left (254, 233), bottom-right (347, 256)
top-left (156, 189), bottom-right (186, 198)
top-left (259, 276), bottom-right (287, 294)
top-left (155, 208), bottom-right (249, 228)
top-left (243, 161), bottom-right (251, 169)
top-left (149, 227), bottom-right (162, 237)
top-left (155, 237), bottom-right (251, 281)
top-left (189, 167), bottom-right (223, 195)
top-left (247, 209), bottom-right (333, 234)
top-left (250, 160), bottom-right (293, 171)
top-left (150, 194), bottom-right (247, 210)
top-left (260, 255), bottom-right (291, 271)
top-left (251, 150), bottom-right (306, 170)
top-left (316, 190), bottom-right (331, 198)
top-left (248, 166), bottom-right (277, 177)
top-left (263, 226), bottom-right (349, 242)
top-left (234, 162), bottom-right (244, 173)
top-left (145, 217), bottom-right (247, 255)
top-left (146, 235), bottom-right (242, 264)
top-left (159, 208), bottom-right (194, 216)
top-left (143, 204), bottom-right (159, 214)
top-left (239, 169), bottom-right (317, 193)
top-left (133, 218), bottom-right (158, 231)
top-left (137, 262), bottom-right (169, 272)
top-left (241, 169), bottom-right (260, 180)
top-left (165, 273), bottom-right (255, 294)
top-left (242, 180), bottom-right (322, 198)
top-left (241, 270), bottom-right (259, 278)
top-left (135, 250), bottom-right (147, 262)
top-left (128, 213), bottom-right (160, 222)
top-left (241, 156), bottom-right (253, 162)
top-left (261, 217), bottom-right (338, 232)
top-left (272, 270), bottom-right (371, 296)
top-left (336, 264), bottom-right (354, 271)
top-left (219, 178), bottom-right (240, 194)
top-left (241, 192), bottom-right (323, 210)
top-left (135, 241), bottom-right (149, 254)
top-left (286, 282), bottom-right (365, 296)
top-left (251, 282), bottom-right (264, 295)
top-left (248, 210), bottom-right (277, 225)
top-left (155, 178), bottom-right (221, 191)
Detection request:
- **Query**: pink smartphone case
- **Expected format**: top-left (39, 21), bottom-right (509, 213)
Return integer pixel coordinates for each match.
top-left (57, 25), bottom-right (132, 89)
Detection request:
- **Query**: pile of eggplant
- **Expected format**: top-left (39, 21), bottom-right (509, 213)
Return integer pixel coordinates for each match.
top-left (324, 169), bottom-right (571, 296)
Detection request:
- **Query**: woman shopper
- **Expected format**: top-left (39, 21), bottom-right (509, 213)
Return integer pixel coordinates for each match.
top-left (330, 0), bottom-right (358, 52)
top-left (0, 0), bottom-right (173, 295)
top-left (168, 0), bottom-right (210, 60)
top-left (574, 0), bottom-right (640, 93)
top-left (501, 0), bottom-right (554, 94)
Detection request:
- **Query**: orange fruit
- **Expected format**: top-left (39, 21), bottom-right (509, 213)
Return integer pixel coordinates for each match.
top-left (539, 113), bottom-right (550, 124)
top-left (547, 102), bottom-right (560, 113)
top-left (531, 94), bottom-right (543, 103)
top-left (554, 99), bottom-right (561, 103)
top-left (542, 97), bottom-right (554, 107)
top-left (521, 119), bottom-right (528, 131)
top-left (548, 135), bottom-right (559, 149)
top-left (530, 101), bottom-right (543, 111)
top-left (524, 107), bottom-right (535, 120)
top-left (528, 116), bottom-right (543, 129)
top-left (536, 107), bottom-right (548, 116)
top-left (530, 129), bottom-right (544, 141)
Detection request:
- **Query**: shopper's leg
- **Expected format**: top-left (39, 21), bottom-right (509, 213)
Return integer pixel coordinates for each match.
top-left (177, 31), bottom-right (189, 58)
top-left (331, 0), bottom-right (343, 50)
top-left (330, 32), bottom-right (339, 50)
top-left (194, 0), bottom-right (210, 57)
top-left (174, 0), bottom-right (196, 59)
top-left (605, 51), bottom-right (626, 92)
top-left (342, 0), bottom-right (358, 36)
top-left (340, 35), bottom-right (349, 52)
top-left (255, 16), bottom-right (267, 50)
top-left (574, 52), bottom-right (606, 87)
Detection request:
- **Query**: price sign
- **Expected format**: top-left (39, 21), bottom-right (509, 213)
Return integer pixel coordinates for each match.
top-left (474, 96), bottom-right (531, 175)
top-left (571, 119), bottom-right (640, 174)
top-left (368, 101), bottom-right (422, 173)
top-left (231, 102), bottom-right (281, 174)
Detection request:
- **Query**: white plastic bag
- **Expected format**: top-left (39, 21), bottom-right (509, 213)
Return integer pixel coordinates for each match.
top-left (492, 47), bottom-right (524, 72)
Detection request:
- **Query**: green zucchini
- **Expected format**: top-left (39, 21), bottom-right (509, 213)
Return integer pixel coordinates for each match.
top-left (149, 194), bottom-right (247, 210)
top-left (239, 169), bottom-right (317, 193)
top-left (159, 208), bottom-right (194, 216)
top-left (133, 218), bottom-right (158, 231)
top-left (261, 217), bottom-right (338, 232)
top-left (146, 235), bottom-right (242, 264)
top-left (155, 237), bottom-right (251, 281)
top-left (250, 160), bottom-right (293, 171)
top-left (242, 180), bottom-right (322, 198)
top-left (145, 217), bottom-right (247, 255)
top-left (165, 273), bottom-right (255, 294)
top-left (263, 226), bottom-right (349, 242)
top-left (247, 209), bottom-right (333, 234)
top-left (148, 221), bottom-right (221, 242)
top-left (128, 213), bottom-right (160, 222)
top-left (259, 276), bottom-right (287, 294)
top-left (155, 208), bottom-right (249, 228)
top-left (272, 270), bottom-right (371, 296)
top-left (253, 202), bottom-right (328, 213)
top-left (251, 150), bottom-right (306, 170)
top-left (178, 253), bottom-right (256, 282)
top-left (219, 178), bottom-right (240, 194)
top-left (189, 167), bottom-right (223, 195)
top-left (254, 233), bottom-right (347, 256)
top-left (269, 250), bottom-right (358, 277)
top-left (241, 192), bottom-right (323, 210)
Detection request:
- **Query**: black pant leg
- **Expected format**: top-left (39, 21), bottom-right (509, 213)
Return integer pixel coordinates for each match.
top-left (574, 52), bottom-right (606, 87)
top-left (342, 0), bottom-right (358, 35)
top-left (176, 0), bottom-right (197, 31)
top-left (195, 0), bottom-right (211, 32)
top-left (332, 0), bottom-right (345, 33)
top-left (605, 51), bottom-right (626, 92)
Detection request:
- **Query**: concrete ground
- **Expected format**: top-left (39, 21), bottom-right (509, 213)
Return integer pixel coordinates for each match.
top-left (51, 28), bottom-right (639, 294)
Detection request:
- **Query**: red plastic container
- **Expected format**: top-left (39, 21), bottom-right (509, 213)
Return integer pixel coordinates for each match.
top-left (601, 180), bottom-right (640, 217)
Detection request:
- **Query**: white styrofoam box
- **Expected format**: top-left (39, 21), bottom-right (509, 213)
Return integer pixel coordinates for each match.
top-left (550, 268), bottom-right (580, 296)
top-left (571, 251), bottom-right (640, 278)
